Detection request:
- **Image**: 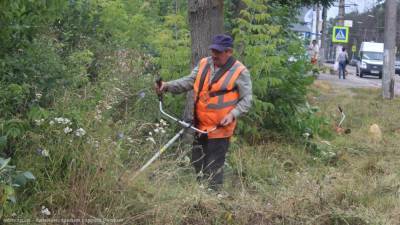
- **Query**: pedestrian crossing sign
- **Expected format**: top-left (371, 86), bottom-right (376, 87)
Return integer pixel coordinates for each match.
top-left (332, 26), bottom-right (349, 43)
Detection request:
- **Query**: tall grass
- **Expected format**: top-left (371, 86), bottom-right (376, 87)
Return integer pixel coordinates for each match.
top-left (7, 54), bottom-right (400, 225)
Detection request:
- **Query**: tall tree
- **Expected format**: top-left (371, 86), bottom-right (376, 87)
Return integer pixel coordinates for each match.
top-left (183, 0), bottom-right (224, 122)
top-left (188, 0), bottom-right (224, 65)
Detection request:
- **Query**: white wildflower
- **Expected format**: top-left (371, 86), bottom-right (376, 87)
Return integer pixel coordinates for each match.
top-left (154, 128), bottom-right (159, 133)
top-left (35, 93), bottom-right (42, 99)
top-left (155, 123), bottom-right (160, 127)
top-left (36, 148), bottom-right (49, 157)
top-left (146, 137), bottom-right (156, 144)
top-left (148, 131), bottom-right (153, 136)
top-left (55, 117), bottom-right (72, 125)
top-left (161, 129), bottom-right (166, 134)
top-left (106, 105), bottom-right (112, 110)
top-left (160, 119), bottom-right (168, 126)
top-left (75, 128), bottom-right (86, 137)
top-left (34, 119), bottom-right (45, 126)
top-left (49, 120), bottom-right (55, 125)
top-left (41, 149), bottom-right (49, 157)
top-left (41, 206), bottom-right (51, 216)
top-left (64, 127), bottom-right (73, 134)
top-left (127, 137), bottom-right (134, 144)
top-left (64, 118), bottom-right (71, 125)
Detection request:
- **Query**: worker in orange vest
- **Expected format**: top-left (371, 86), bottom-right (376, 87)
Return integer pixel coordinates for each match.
top-left (155, 34), bottom-right (252, 191)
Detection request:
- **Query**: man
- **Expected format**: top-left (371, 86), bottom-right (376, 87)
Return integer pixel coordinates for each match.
top-left (337, 47), bottom-right (349, 79)
top-left (155, 34), bottom-right (252, 190)
top-left (308, 40), bottom-right (319, 65)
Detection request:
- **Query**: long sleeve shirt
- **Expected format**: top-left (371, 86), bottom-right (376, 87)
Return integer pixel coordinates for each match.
top-left (165, 57), bottom-right (252, 118)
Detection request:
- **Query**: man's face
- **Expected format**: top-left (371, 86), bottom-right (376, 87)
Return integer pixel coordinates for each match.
top-left (211, 49), bottom-right (232, 67)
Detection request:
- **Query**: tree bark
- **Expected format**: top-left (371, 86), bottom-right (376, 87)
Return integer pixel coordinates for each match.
top-left (188, 0), bottom-right (224, 66)
top-left (183, 0), bottom-right (224, 123)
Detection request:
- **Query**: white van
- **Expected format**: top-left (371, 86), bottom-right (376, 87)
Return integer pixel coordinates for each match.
top-left (356, 42), bottom-right (384, 79)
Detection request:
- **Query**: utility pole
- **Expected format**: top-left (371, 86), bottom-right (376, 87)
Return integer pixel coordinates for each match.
top-left (382, 0), bottom-right (397, 99)
top-left (319, 6), bottom-right (327, 65)
top-left (335, 0), bottom-right (345, 60)
top-left (315, 3), bottom-right (320, 42)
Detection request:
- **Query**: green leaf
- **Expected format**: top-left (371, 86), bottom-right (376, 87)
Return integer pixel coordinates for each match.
top-left (0, 157), bottom-right (11, 170)
top-left (22, 171), bottom-right (35, 180)
top-left (13, 171), bottom-right (35, 187)
top-left (4, 185), bottom-right (15, 203)
top-left (13, 173), bottom-right (27, 186)
top-left (0, 136), bottom-right (7, 150)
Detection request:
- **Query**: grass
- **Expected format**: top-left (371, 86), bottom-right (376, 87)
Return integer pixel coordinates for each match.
top-left (5, 54), bottom-right (400, 225)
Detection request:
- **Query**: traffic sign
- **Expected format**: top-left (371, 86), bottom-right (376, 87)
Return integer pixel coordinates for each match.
top-left (344, 20), bottom-right (353, 27)
top-left (332, 26), bottom-right (349, 43)
top-left (352, 45), bottom-right (356, 52)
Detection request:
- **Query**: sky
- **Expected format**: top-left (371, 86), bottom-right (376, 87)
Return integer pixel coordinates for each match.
top-left (327, 0), bottom-right (378, 19)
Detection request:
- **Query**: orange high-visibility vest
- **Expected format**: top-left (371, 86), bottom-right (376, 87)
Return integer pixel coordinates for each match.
top-left (193, 57), bottom-right (246, 139)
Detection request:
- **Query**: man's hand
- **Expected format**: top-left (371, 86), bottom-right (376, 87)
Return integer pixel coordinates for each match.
top-left (155, 81), bottom-right (167, 95)
top-left (220, 113), bottom-right (235, 127)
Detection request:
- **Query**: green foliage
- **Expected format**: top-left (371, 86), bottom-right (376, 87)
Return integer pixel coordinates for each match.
top-left (233, 0), bottom-right (322, 142)
top-left (0, 0), bottom-right (339, 221)
top-left (0, 0), bottom-right (65, 56)
top-left (67, 49), bottom-right (94, 87)
top-left (0, 157), bottom-right (35, 217)
top-left (150, 6), bottom-right (191, 114)
top-left (270, 0), bottom-right (335, 7)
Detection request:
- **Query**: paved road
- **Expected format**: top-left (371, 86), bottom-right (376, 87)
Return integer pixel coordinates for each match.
top-left (318, 64), bottom-right (400, 95)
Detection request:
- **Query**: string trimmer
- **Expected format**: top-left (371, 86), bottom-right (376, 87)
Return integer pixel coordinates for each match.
top-left (133, 78), bottom-right (216, 178)
top-left (336, 106), bottom-right (351, 134)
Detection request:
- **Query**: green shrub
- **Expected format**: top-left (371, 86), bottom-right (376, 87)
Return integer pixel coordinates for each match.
top-left (233, 0), bottom-right (325, 142)
top-left (0, 157), bottom-right (35, 217)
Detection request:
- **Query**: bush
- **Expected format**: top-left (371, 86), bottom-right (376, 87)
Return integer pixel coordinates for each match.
top-left (0, 157), bottom-right (35, 217)
top-left (233, 0), bottom-right (324, 143)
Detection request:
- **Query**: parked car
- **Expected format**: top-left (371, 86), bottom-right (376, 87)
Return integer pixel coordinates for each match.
top-left (356, 42), bottom-right (384, 79)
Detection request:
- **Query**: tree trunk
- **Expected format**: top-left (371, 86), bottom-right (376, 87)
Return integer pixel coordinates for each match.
top-left (183, 0), bottom-right (224, 123)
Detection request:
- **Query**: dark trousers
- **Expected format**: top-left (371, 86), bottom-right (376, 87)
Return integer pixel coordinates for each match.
top-left (192, 135), bottom-right (230, 190)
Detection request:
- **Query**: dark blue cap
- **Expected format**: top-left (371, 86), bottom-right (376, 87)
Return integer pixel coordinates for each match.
top-left (208, 34), bottom-right (233, 52)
